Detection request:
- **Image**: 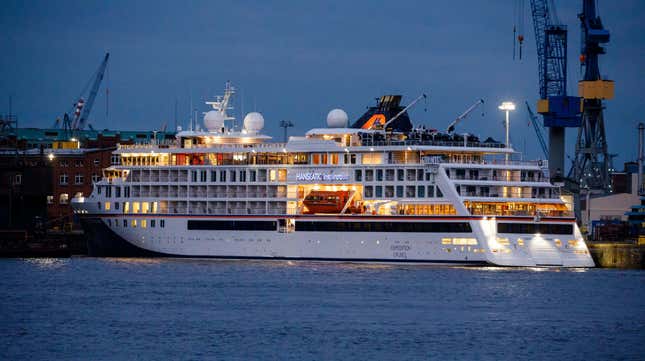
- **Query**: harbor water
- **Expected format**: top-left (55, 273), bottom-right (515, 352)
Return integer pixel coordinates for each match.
top-left (1, 258), bottom-right (643, 360)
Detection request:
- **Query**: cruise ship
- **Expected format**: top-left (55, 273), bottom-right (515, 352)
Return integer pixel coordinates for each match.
top-left (72, 83), bottom-right (594, 267)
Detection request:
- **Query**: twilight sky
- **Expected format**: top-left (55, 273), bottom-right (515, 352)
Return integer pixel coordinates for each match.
top-left (1, 0), bottom-right (644, 168)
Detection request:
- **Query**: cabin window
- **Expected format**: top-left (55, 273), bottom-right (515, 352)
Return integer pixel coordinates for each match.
top-left (365, 186), bottom-right (373, 198)
top-left (151, 220), bottom-right (156, 228)
top-left (59, 193), bottom-right (69, 204)
top-left (406, 169), bottom-right (416, 181)
top-left (406, 186), bottom-right (415, 198)
top-left (376, 169), bottom-right (383, 181)
top-left (160, 219), bottom-right (165, 228)
top-left (220, 170), bottom-right (227, 182)
top-left (104, 202), bottom-right (111, 211)
top-left (250, 170), bottom-right (257, 182)
top-left (365, 169), bottom-right (374, 182)
top-left (344, 153), bottom-right (356, 164)
top-left (331, 154), bottom-right (339, 165)
top-left (375, 186), bottom-right (383, 198)
top-left (397, 169), bottom-right (404, 181)
top-left (211, 171), bottom-right (217, 182)
top-left (417, 169), bottom-right (424, 181)
top-left (354, 169), bottom-right (362, 182)
top-left (396, 186), bottom-right (403, 198)
top-left (115, 187), bottom-right (121, 198)
top-left (191, 171), bottom-right (197, 182)
top-left (386, 169), bottom-right (395, 181)
top-left (385, 186), bottom-right (394, 198)
top-left (417, 186), bottom-right (425, 198)
top-left (200, 171), bottom-right (207, 182)
top-left (240, 171), bottom-right (246, 182)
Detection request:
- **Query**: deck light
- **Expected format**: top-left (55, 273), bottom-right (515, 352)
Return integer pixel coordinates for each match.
top-left (498, 102), bottom-right (515, 156)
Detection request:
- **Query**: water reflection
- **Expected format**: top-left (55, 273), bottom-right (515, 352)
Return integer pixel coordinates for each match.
top-left (24, 257), bottom-right (69, 269)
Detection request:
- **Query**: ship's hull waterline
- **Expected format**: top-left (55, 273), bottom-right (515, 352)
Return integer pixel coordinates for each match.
top-left (80, 215), bottom-right (594, 267)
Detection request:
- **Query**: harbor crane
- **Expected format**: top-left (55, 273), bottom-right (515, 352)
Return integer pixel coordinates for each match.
top-left (527, 0), bottom-right (581, 181)
top-left (570, 0), bottom-right (614, 193)
top-left (446, 99), bottom-right (484, 133)
top-left (525, 101), bottom-right (548, 158)
top-left (54, 53), bottom-right (110, 132)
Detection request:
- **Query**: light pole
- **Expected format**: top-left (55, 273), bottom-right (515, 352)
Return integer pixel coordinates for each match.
top-left (498, 101), bottom-right (516, 162)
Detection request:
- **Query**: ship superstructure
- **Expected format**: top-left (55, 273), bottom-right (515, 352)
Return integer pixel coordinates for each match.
top-left (72, 84), bottom-right (594, 267)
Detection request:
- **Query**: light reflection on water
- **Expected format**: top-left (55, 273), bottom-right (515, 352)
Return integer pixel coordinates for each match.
top-left (23, 257), bottom-right (69, 269)
top-left (0, 257), bottom-right (641, 360)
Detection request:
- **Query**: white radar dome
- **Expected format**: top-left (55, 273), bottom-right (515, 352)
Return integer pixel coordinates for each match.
top-left (243, 112), bottom-right (265, 132)
top-left (327, 108), bottom-right (348, 128)
top-left (204, 110), bottom-right (225, 132)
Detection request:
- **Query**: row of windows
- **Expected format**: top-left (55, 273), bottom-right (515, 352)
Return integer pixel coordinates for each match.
top-left (59, 173), bottom-right (100, 185)
top-left (295, 221), bottom-right (472, 233)
top-left (98, 186), bottom-right (130, 198)
top-left (187, 220), bottom-right (276, 231)
top-left (497, 223), bottom-right (573, 235)
top-left (185, 169), bottom-right (285, 183)
top-left (355, 168), bottom-right (432, 182)
top-left (108, 218), bottom-right (165, 228)
top-left (57, 159), bottom-right (101, 168)
top-left (364, 185), bottom-right (443, 199)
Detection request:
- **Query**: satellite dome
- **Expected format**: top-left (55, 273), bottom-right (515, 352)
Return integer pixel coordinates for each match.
top-left (243, 112), bottom-right (265, 132)
top-left (327, 108), bottom-right (348, 128)
top-left (204, 110), bottom-right (225, 132)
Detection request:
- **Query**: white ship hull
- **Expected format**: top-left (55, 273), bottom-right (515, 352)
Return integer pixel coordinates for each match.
top-left (79, 213), bottom-right (594, 267)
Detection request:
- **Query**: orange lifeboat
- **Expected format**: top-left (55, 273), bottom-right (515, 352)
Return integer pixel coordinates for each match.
top-left (303, 190), bottom-right (351, 214)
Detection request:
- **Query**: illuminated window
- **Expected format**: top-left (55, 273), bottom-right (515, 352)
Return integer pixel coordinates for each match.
top-left (104, 202), bottom-right (111, 211)
top-left (124, 202), bottom-right (130, 213)
top-left (496, 237), bottom-right (510, 246)
top-left (132, 202), bottom-right (140, 213)
top-left (441, 238), bottom-right (452, 245)
top-left (269, 170), bottom-right (277, 182)
top-left (331, 154), bottom-right (339, 165)
top-left (141, 202), bottom-right (149, 214)
top-left (141, 219), bottom-right (147, 228)
top-left (567, 240), bottom-right (578, 247)
top-left (362, 153), bottom-right (382, 165)
top-left (59, 193), bottom-right (69, 204)
top-left (452, 238), bottom-right (478, 245)
top-left (47, 195), bottom-right (53, 204)
top-left (132, 219), bottom-right (137, 227)
top-left (517, 238), bottom-right (525, 246)
top-left (554, 239), bottom-right (562, 247)
top-left (152, 202), bottom-right (158, 213)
